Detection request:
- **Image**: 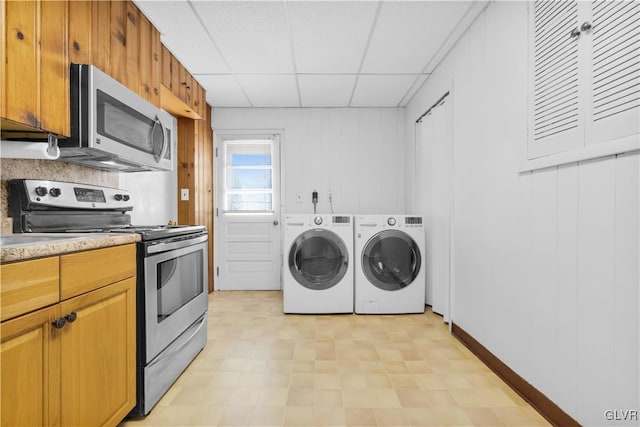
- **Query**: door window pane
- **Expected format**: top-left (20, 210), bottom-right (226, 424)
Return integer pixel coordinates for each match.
top-left (231, 154), bottom-right (271, 166)
top-left (228, 169), bottom-right (272, 189)
top-left (224, 140), bottom-right (273, 212)
top-left (227, 193), bottom-right (272, 211)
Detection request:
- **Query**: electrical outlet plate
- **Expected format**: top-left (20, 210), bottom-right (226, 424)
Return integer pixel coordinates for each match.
top-left (181, 188), bottom-right (189, 201)
top-left (296, 193), bottom-right (303, 203)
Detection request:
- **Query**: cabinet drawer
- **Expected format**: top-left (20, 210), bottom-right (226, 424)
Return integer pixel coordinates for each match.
top-left (60, 244), bottom-right (136, 300)
top-left (0, 257), bottom-right (59, 322)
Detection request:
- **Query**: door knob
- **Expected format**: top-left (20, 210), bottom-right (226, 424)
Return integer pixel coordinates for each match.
top-left (273, 220), bottom-right (279, 226)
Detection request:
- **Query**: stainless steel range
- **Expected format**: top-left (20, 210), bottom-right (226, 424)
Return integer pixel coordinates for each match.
top-left (9, 179), bottom-right (208, 417)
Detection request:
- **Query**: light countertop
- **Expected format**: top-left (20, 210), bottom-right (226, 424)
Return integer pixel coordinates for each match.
top-left (0, 233), bottom-right (140, 263)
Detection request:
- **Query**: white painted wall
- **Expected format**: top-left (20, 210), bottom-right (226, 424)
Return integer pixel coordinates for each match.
top-left (212, 108), bottom-right (406, 215)
top-left (118, 169), bottom-right (177, 225)
top-left (405, 2), bottom-right (639, 426)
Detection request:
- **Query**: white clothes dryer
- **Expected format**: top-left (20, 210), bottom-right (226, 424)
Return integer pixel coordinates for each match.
top-left (283, 214), bottom-right (354, 313)
top-left (354, 215), bottom-right (426, 314)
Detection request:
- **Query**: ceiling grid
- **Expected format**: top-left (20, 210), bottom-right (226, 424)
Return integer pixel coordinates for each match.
top-left (135, 0), bottom-right (480, 108)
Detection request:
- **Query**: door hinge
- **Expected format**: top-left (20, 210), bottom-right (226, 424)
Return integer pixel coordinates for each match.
top-left (215, 147), bottom-right (218, 157)
top-left (216, 266), bottom-right (219, 277)
top-left (216, 208), bottom-right (219, 217)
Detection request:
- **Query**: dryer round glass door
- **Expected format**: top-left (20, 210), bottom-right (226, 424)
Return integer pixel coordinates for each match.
top-left (288, 229), bottom-right (349, 290)
top-left (362, 230), bottom-right (421, 291)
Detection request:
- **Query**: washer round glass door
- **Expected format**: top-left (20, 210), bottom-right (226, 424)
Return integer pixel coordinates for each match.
top-left (288, 229), bottom-right (349, 290)
top-left (362, 230), bottom-right (421, 291)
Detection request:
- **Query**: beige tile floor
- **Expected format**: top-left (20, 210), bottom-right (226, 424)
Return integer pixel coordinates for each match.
top-left (120, 291), bottom-right (550, 427)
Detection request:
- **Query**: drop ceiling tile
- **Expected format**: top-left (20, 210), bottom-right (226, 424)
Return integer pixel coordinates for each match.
top-left (351, 75), bottom-right (418, 107)
top-left (236, 75), bottom-right (299, 108)
top-left (196, 75), bottom-right (251, 108)
top-left (362, 1), bottom-right (472, 74)
top-left (287, 2), bottom-right (378, 73)
top-left (399, 74), bottom-right (429, 107)
top-left (192, 2), bottom-right (293, 73)
top-left (298, 75), bottom-right (357, 107)
top-left (134, 1), bottom-right (230, 73)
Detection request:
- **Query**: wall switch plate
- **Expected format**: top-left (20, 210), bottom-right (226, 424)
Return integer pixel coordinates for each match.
top-left (296, 193), bottom-right (303, 203)
top-left (181, 188), bottom-right (189, 201)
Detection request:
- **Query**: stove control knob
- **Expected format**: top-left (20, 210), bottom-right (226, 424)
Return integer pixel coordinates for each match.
top-left (122, 194), bottom-right (130, 202)
top-left (35, 186), bottom-right (48, 197)
top-left (49, 188), bottom-right (61, 197)
top-left (387, 217), bottom-right (396, 226)
top-left (114, 194), bottom-right (123, 201)
top-left (314, 216), bottom-right (323, 225)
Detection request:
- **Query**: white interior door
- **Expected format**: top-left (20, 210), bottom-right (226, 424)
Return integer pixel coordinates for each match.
top-left (416, 95), bottom-right (452, 322)
top-left (215, 133), bottom-right (281, 290)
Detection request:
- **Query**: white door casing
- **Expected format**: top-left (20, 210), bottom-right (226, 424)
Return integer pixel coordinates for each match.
top-left (214, 132), bottom-right (282, 291)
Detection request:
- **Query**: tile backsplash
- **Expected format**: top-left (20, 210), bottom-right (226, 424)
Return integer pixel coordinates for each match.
top-left (0, 159), bottom-right (118, 231)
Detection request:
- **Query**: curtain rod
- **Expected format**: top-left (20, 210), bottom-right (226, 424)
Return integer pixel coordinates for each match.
top-left (415, 91), bottom-right (450, 123)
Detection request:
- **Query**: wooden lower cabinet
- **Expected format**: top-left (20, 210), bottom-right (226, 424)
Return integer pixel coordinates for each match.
top-left (0, 245), bottom-right (136, 427)
top-left (59, 277), bottom-right (136, 427)
top-left (1, 305), bottom-right (61, 427)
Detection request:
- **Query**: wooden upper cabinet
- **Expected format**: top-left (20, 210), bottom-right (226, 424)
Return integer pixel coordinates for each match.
top-left (2, 0), bottom-right (69, 136)
top-left (161, 44), bottom-right (172, 91)
top-left (2, 0), bottom-right (198, 137)
top-left (138, 13), bottom-right (152, 102)
top-left (150, 25), bottom-right (162, 107)
top-left (91, 1), bottom-right (110, 74)
top-left (3, 1), bottom-right (41, 129)
top-left (195, 81), bottom-right (206, 117)
top-left (40, 1), bottom-right (69, 137)
top-left (160, 46), bottom-right (203, 119)
top-left (68, 1), bottom-right (92, 64)
top-left (109, 0), bottom-right (126, 84)
top-left (124, 2), bottom-right (140, 95)
top-left (171, 53), bottom-right (181, 101)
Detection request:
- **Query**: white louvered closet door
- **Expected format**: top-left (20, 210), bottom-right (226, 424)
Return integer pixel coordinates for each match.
top-left (587, 0), bottom-right (640, 146)
top-left (528, 0), bottom-right (640, 161)
top-left (528, 0), bottom-right (585, 159)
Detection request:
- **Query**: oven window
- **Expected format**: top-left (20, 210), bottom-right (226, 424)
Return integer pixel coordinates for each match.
top-left (156, 250), bottom-right (203, 321)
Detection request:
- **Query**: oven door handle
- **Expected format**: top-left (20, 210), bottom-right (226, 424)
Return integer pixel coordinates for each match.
top-left (147, 234), bottom-right (208, 254)
top-left (148, 314), bottom-right (207, 369)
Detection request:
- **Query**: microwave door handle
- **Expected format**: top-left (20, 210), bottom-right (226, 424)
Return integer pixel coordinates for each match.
top-left (152, 116), bottom-right (168, 163)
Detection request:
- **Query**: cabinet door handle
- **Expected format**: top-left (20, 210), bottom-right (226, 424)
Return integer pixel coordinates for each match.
top-left (52, 317), bottom-right (67, 329)
top-left (580, 21), bottom-right (592, 32)
top-left (64, 312), bottom-right (78, 323)
top-left (570, 28), bottom-right (581, 39)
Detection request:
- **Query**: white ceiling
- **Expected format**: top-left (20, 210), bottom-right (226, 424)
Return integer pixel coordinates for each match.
top-left (134, 0), bottom-right (480, 108)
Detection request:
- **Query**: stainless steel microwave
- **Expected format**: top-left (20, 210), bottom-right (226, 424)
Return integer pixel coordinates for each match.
top-left (59, 64), bottom-right (175, 172)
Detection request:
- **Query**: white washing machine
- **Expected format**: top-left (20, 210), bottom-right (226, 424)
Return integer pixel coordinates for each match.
top-left (283, 214), bottom-right (354, 313)
top-left (354, 215), bottom-right (426, 314)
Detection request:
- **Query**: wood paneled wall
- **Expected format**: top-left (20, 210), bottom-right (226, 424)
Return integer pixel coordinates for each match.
top-left (178, 106), bottom-right (214, 292)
